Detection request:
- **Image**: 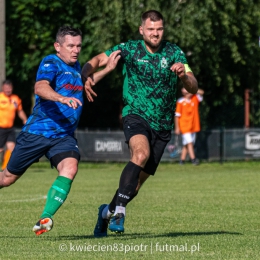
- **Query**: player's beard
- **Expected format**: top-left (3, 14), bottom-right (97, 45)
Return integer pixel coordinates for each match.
top-left (144, 37), bottom-right (162, 51)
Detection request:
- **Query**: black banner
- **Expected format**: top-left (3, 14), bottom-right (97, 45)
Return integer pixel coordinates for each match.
top-left (15, 128), bottom-right (260, 162)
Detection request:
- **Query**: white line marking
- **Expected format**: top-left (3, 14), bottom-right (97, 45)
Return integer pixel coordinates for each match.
top-left (0, 195), bottom-right (47, 203)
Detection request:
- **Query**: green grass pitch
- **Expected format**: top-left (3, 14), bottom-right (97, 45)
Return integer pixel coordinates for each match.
top-left (0, 161), bottom-right (260, 260)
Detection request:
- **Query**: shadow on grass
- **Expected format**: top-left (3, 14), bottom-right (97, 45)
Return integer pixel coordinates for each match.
top-left (28, 230), bottom-right (242, 241)
top-left (151, 231), bottom-right (243, 238)
top-left (0, 230), bottom-right (242, 240)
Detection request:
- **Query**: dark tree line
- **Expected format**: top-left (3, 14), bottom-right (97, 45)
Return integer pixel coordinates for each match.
top-left (6, 0), bottom-right (260, 129)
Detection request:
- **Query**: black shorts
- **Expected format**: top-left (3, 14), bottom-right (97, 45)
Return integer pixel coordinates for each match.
top-left (123, 114), bottom-right (171, 175)
top-left (0, 127), bottom-right (16, 148)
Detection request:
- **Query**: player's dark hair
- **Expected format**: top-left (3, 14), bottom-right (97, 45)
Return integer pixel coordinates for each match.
top-left (141, 10), bottom-right (164, 25)
top-left (56, 25), bottom-right (82, 45)
top-left (2, 79), bottom-right (13, 86)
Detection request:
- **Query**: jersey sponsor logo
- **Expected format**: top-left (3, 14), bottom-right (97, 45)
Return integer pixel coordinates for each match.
top-left (118, 193), bottom-right (130, 199)
top-left (137, 59), bottom-right (149, 63)
top-left (64, 72), bottom-right (81, 78)
top-left (12, 101), bottom-right (18, 108)
top-left (0, 100), bottom-right (18, 108)
top-left (161, 57), bottom-right (168, 68)
top-left (62, 84), bottom-right (83, 91)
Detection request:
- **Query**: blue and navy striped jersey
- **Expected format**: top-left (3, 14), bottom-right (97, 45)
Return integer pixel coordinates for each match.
top-left (22, 54), bottom-right (84, 138)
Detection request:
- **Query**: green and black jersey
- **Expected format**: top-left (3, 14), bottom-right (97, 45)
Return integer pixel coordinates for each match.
top-left (105, 40), bottom-right (189, 131)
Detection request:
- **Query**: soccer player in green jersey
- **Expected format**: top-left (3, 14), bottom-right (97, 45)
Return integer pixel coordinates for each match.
top-left (82, 10), bottom-right (198, 237)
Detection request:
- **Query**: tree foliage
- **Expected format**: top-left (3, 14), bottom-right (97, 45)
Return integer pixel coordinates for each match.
top-left (6, 0), bottom-right (260, 129)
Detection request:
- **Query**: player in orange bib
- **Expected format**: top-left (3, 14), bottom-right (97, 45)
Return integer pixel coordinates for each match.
top-left (0, 80), bottom-right (27, 170)
top-left (175, 87), bottom-right (204, 165)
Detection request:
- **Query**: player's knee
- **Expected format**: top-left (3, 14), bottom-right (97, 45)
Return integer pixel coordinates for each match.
top-left (0, 180), bottom-right (13, 187)
top-left (59, 165), bottom-right (78, 180)
top-left (0, 173), bottom-right (19, 187)
top-left (6, 142), bottom-right (15, 151)
top-left (133, 149), bottom-right (149, 165)
top-left (69, 165), bottom-right (78, 179)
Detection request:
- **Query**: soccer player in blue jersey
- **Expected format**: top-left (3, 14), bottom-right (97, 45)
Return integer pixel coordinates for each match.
top-left (82, 10), bottom-right (198, 237)
top-left (0, 25), bottom-right (84, 235)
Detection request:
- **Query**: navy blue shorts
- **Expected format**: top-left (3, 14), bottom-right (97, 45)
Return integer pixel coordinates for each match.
top-left (0, 127), bottom-right (16, 148)
top-left (123, 114), bottom-right (171, 175)
top-left (7, 131), bottom-right (80, 175)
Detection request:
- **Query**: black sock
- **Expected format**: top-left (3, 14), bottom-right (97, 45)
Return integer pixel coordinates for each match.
top-left (109, 188), bottom-right (139, 213)
top-left (115, 161), bottom-right (142, 207)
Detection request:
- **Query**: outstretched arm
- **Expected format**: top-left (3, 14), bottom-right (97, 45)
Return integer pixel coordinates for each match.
top-left (91, 51), bottom-right (121, 83)
top-left (170, 63), bottom-right (198, 94)
top-left (81, 53), bottom-right (109, 84)
top-left (83, 50), bottom-right (121, 102)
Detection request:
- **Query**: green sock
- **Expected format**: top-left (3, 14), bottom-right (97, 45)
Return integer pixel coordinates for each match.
top-left (40, 176), bottom-right (72, 219)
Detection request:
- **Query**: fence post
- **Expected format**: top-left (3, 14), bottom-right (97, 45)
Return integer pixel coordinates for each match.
top-left (220, 127), bottom-right (224, 164)
top-left (244, 89), bottom-right (250, 128)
